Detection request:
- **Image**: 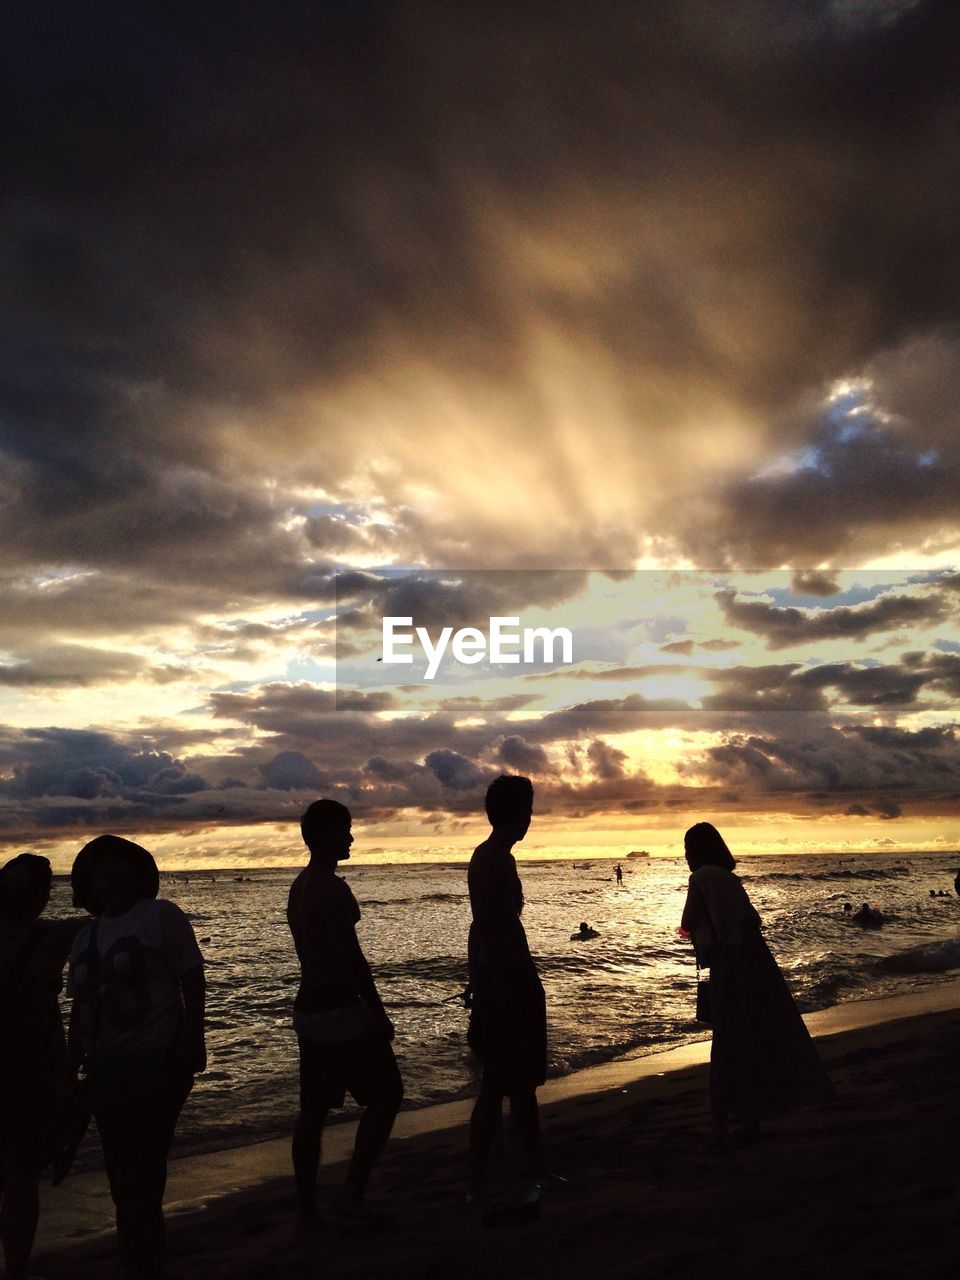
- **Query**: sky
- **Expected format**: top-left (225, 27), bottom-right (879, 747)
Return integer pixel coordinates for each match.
top-left (1, 0), bottom-right (959, 868)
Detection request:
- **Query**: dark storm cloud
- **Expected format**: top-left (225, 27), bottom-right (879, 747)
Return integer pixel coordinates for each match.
top-left (498, 735), bottom-right (556, 775)
top-left (874, 798), bottom-right (903, 819)
top-left (0, 726), bottom-right (221, 833)
top-left (791, 571), bottom-right (841, 597)
top-left (586, 738), bottom-right (628, 780)
top-left (697, 722), bottom-right (960, 798)
top-left (682, 411), bottom-right (960, 565)
top-left (0, 0), bottom-right (957, 606)
top-left (2, 1), bottom-right (958, 841)
top-left (0, 645), bottom-right (148, 687)
top-left (715, 587), bottom-right (948, 648)
top-left (334, 569), bottom-right (594, 640)
top-left (704, 660), bottom-right (933, 710)
top-left (423, 749), bottom-right (488, 792)
top-left (257, 750), bottom-right (326, 791)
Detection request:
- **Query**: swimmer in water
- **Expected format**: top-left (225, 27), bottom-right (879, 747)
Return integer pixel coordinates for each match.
top-left (571, 922), bottom-right (599, 941)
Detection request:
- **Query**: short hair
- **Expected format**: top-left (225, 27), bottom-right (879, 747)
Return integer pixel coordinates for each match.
top-left (684, 822), bottom-right (736, 871)
top-left (301, 798), bottom-right (352, 849)
top-left (485, 775), bottom-right (534, 827)
top-left (0, 852), bottom-right (52, 923)
top-left (71, 834), bottom-right (160, 912)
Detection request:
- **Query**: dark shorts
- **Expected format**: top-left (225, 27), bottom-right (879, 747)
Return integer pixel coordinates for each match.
top-left (468, 964), bottom-right (547, 1097)
top-left (298, 1028), bottom-right (403, 1112)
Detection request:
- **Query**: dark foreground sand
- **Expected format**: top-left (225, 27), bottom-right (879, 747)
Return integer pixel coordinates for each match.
top-left (34, 1009), bottom-right (960, 1280)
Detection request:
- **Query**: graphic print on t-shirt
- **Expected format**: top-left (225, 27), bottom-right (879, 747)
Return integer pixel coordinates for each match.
top-left (100, 935), bottom-right (153, 1031)
top-left (69, 898), bottom-right (203, 1063)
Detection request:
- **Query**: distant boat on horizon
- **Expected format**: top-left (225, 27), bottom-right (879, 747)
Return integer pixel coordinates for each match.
top-left (627, 850), bottom-right (650, 859)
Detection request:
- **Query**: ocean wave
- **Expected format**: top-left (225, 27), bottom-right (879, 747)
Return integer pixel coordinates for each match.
top-left (741, 866), bottom-right (911, 883)
top-left (360, 891), bottom-right (467, 907)
top-left (877, 937), bottom-right (960, 975)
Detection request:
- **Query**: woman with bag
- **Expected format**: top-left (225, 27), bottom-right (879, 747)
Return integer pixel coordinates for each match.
top-left (679, 822), bottom-right (834, 1150)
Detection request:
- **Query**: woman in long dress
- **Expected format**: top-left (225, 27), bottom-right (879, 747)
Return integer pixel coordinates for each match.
top-left (680, 822), bottom-right (834, 1147)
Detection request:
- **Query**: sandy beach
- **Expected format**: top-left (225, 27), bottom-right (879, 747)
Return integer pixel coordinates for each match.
top-left (31, 986), bottom-right (960, 1280)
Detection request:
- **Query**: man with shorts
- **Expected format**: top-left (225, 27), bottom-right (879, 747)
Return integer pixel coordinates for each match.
top-left (467, 775), bottom-right (546, 1226)
top-left (287, 799), bottom-right (403, 1233)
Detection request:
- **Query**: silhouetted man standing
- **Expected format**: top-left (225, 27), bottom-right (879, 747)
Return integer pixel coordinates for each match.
top-left (467, 775), bottom-right (546, 1226)
top-left (287, 799), bottom-right (402, 1232)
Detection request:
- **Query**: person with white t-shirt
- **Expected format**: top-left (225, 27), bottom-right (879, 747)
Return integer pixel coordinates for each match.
top-left (68, 835), bottom-right (205, 1280)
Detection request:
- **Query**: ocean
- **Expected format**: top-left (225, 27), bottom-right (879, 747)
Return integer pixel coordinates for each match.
top-left (46, 850), bottom-right (960, 1163)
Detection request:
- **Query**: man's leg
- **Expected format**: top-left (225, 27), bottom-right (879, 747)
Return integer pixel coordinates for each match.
top-left (292, 1102), bottom-right (329, 1228)
top-left (336, 1041), bottom-right (403, 1211)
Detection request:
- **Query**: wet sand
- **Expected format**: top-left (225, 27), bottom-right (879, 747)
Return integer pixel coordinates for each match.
top-left (34, 988), bottom-right (960, 1279)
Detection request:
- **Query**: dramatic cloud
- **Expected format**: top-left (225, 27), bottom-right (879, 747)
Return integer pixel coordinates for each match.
top-left (0, 3), bottom-right (957, 850)
top-left (716, 587), bottom-right (949, 648)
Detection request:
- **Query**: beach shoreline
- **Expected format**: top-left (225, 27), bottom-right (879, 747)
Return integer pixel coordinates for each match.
top-left (34, 979), bottom-right (960, 1277)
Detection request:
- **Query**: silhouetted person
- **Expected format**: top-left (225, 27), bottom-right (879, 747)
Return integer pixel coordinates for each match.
top-left (571, 922), bottom-right (599, 941)
top-left (67, 835), bottom-right (206, 1280)
top-left (615, 864), bottom-right (623, 886)
top-left (680, 822), bottom-right (834, 1150)
top-left (0, 854), bottom-right (84, 1280)
top-left (287, 800), bottom-right (402, 1233)
top-left (467, 775), bottom-right (546, 1226)
top-left (955, 869), bottom-right (960, 897)
top-left (853, 902), bottom-right (883, 927)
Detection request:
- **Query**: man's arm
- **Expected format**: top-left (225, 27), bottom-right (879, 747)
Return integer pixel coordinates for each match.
top-left (337, 924), bottom-right (394, 1040)
top-left (176, 963), bottom-right (207, 1073)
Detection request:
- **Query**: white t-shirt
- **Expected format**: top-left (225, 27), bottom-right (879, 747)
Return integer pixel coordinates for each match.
top-left (69, 898), bottom-right (203, 1064)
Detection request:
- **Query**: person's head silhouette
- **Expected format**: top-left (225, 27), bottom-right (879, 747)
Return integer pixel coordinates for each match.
top-left (71, 834), bottom-right (159, 915)
top-left (684, 822), bottom-right (735, 872)
top-left (485, 775), bottom-right (534, 843)
top-left (300, 798), bottom-right (353, 866)
top-left (0, 852), bottom-right (51, 923)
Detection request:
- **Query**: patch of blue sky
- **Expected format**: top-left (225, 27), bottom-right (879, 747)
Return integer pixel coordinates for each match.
top-left (749, 445), bottom-right (822, 480)
top-left (306, 500), bottom-right (370, 521)
top-left (765, 580), bottom-right (896, 608)
top-left (934, 639), bottom-right (960, 654)
top-left (637, 614), bottom-right (689, 644)
top-left (285, 657), bottom-right (335, 682)
top-left (298, 607), bottom-right (337, 624)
